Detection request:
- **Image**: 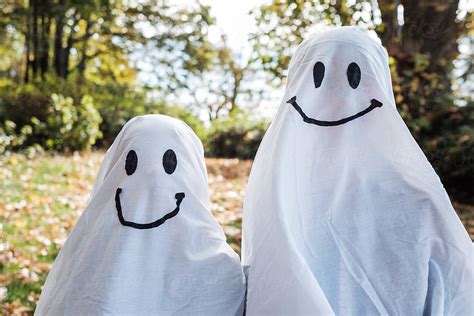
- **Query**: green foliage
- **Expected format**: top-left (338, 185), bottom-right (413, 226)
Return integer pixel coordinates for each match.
top-left (0, 0), bottom-right (216, 85)
top-left (389, 53), bottom-right (453, 137)
top-left (88, 84), bottom-right (206, 144)
top-left (205, 112), bottom-right (269, 159)
top-left (0, 83), bottom-right (53, 127)
top-left (0, 89), bottom-right (102, 152)
top-left (421, 101), bottom-right (474, 203)
top-left (145, 102), bottom-right (206, 141)
top-left (0, 76), bottom-right (206, 152)
top-left (37, 94), bottom-right (102, 151)
top-left (0, 120), bottom-right (33, 154)
top-left (89, 84), bottom-right (148, 144)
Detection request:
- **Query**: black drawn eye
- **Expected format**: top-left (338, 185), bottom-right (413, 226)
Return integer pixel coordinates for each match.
top-left (347, 62), bottom-right (361, 89)
top-left (313, 61), bottom-right (325, 88)
top-left (125, 150), bottom-right (138, 175)
top-left (163, 149), bottom-right (177, 174)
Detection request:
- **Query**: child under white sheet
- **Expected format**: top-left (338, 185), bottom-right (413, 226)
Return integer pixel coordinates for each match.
top-left (242, 26), bottom-right (473, 315)
top-left (36, 115), bottom-right (246, 315)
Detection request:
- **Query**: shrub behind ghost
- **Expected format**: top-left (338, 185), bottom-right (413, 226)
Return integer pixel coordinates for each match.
top-left (0, 93), bottom-right (102, 153)
top-left (37, 94), bottom-right (102, 151)
top-left (205, 113), bottom-right (269, 159)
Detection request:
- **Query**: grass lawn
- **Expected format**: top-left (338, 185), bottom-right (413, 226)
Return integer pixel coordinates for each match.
top-left (1, 152), bottom-right (472, 314)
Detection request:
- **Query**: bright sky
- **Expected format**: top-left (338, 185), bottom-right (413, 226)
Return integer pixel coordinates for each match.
top-left (200, 0), bottom-right (281, 118)
top-left (149, 0), bottom-right (277, 119)
top-left (201, 0), bottom-right (258, 51)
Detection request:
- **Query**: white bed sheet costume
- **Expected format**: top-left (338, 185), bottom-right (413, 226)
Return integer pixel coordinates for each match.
top-left (242, 26), bottom-right (473, 315)
top-left (36, 115), bottom-right (246, 315)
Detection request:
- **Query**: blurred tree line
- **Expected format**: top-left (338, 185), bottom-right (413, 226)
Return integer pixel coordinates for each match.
top-left (0, 0), bottom-right (472, 201)
top-left (0, 0), bottom-right (267, 155)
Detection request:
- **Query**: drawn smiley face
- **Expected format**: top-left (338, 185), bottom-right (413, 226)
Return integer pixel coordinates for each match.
top-left (287, 61), bottom-right (383, 126)
top-left (115, 149), bottom-right (185, 229)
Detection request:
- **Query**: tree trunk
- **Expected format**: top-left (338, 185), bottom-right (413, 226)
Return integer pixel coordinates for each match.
top-left (377, 0), bottom-right (401, 57)
top-left (77, 19), bottom-right (91, 82)
top-left (24, 0), bottom-right (32, 83)
top-left (53, 0), bottom-right (65, 77)
top-left (400, 0), bottom-right (460, 62)
top-left (399, 0), bottom-right (460, 96)
top-left (229, 67), bottom-right (243, 113)
top-left (39, 0), bottom-right (51, 77)
top-left (376, 0), bottom-right (461, 120)
top-left (31, 0), bottom-right (39, 77)
top-left (60, 11), bottom-right (80, 79)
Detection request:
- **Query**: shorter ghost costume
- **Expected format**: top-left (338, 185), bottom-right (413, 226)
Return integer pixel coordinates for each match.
top-left (242, 27), bottom-right (473, 315)
top-left (36, 115), bottom-right (246, 315)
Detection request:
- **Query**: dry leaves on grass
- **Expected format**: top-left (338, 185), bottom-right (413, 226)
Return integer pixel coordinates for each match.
top-left (206, 158), bottom-right (253, 253)
top-left (1, 152), bottom-right (102, 315)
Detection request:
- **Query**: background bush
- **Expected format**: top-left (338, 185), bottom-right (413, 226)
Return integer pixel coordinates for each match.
top-left (0, 120), bottom-right (34, 154)
top-left (89, 84), bottom-right (147, 146)
top-left (36, 94), bottom-right (102, 151)
top-left (90, 86), bottom-right (207, 146)
top-left (0, 78), bottom-right (206, 153)
top-left (145, 102), bottom-right (207, 142)
top-left (421, 102), bottom-right (474, 203)
top-left (205, 112), bottom-right (269, 159)
top-left (0, 83), bottom-right (52, 128)
top-left (0, 82), bottom-right (102, 152)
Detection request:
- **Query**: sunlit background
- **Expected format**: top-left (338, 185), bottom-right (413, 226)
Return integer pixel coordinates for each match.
top-left (1, 0), bottom-right (473, 313)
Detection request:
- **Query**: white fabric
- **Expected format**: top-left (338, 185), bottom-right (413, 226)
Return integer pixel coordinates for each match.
top-left (242, 26), bottom-right (473, 315)
top-left (36, 115), bottom-right (245, 315)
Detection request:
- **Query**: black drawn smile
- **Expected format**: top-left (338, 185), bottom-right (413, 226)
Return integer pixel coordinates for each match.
top-left (287, 96), bottom-right (383, 127)
top-left (115, 188), bottom-right (185, 229)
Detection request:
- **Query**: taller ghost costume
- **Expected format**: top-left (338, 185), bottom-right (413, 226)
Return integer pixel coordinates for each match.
top-left (36, 115), bottom-right (246, 315)
top-left (242, 27), bottom-right (473, 315)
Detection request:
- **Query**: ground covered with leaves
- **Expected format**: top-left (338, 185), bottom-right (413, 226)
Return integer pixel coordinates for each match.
top-left (1, 152), bottom-right (472, 314)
